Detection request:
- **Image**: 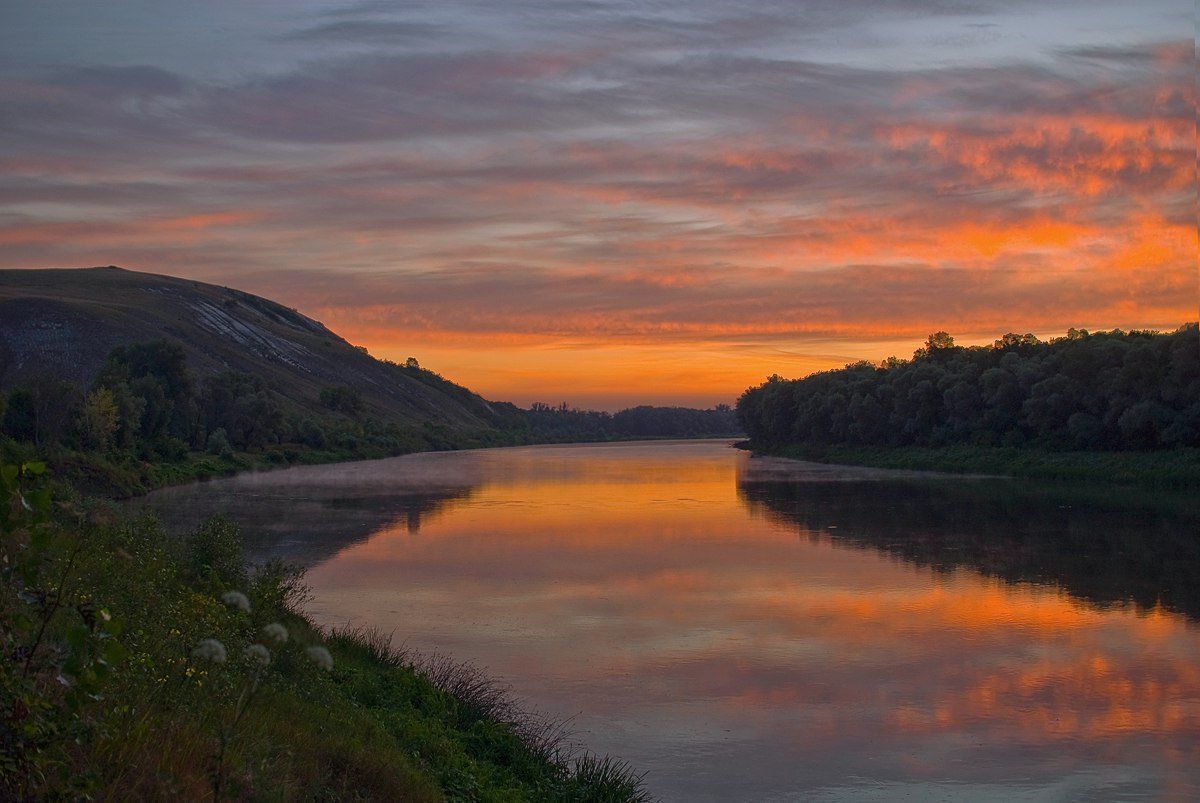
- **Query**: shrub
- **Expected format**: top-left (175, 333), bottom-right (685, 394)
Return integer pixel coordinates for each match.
top-left (184, 516), bottom-right (245, 587)
top-left (206, 427), bottom-right (233, 457)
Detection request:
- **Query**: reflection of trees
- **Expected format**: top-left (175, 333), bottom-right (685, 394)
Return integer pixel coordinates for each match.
top-left (737, 475), bottom-right (1200, 621)
top-left (140, 483), bottom-right (478, 567)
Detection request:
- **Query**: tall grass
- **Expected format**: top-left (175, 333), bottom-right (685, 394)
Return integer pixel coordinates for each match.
top-left (326, 625), bottom-right (652, 801)
top-left (0, 466), bottom-right (652, 801)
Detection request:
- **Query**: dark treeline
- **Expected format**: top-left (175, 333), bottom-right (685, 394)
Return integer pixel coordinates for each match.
top-left (737, 325), bottom-right (1199, 452)
top-left (0, 340), bottom-right (473, 464)
top-left (0, 339), bottom-right (740, 493)
top-left (520, 402), bottom-right (741, 442)
top-left (738, 475), bottom-right (1200, 620)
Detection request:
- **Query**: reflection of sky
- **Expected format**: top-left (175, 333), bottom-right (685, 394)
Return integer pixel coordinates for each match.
top-left (1, 1), bottom-right (1192, 408)
top-left (284, 442), bottom-right (1200, 800)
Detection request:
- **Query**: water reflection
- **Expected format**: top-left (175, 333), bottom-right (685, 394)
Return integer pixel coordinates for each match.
top-left (142, 450), bottom-right (483, 565)
top-left (138, 441), bottom-right (1200, 800)
top-left (737, 456), bottom-right (1200, 620)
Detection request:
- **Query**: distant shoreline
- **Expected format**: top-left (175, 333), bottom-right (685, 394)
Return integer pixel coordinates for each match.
top-left (76, 434), bottom-right (746, 501)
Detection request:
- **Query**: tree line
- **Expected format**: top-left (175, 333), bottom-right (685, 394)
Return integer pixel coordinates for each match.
top-left (0, 339), bottom-right (468, 464)
top-left (521, 402), bottom-right (741, 442)
top-left (0, 339), bottom-right (743, 480)
top-left (736, 325), bottom-right (1199, 452)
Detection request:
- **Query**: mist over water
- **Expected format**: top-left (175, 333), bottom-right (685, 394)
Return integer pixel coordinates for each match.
top-left (141, 441), bottom-right (1200, 800)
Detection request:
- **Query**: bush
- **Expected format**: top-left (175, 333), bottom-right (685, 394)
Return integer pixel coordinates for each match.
top-left (206, 427), bottom-right (233, 457)
top-left (184, 516), bottom-right (245, 587)
top-left (319, 386), bottom-right (363, 416)
top-left (297, 418), bottom-right (327, 449)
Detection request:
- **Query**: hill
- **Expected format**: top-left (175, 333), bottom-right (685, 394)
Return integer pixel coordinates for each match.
top-left (0, 266), bottom-right (501, 428)
top-left (0, 266), bottom-right (739, 494)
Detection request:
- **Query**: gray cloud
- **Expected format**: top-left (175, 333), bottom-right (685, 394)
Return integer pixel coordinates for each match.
top-left (0, 0), bottom-right (1191, 385)
top-left (282, 19), bottom-right (447, 44)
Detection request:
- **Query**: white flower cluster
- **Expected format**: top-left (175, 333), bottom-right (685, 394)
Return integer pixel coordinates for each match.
top-left (262, 622), bottom-right (288, 645)
top-left (306, 646), bottom-right (334, 671)
top-left (221, 591), bottom-right (251, 613)
top-left (192, 638), bottom-right (227, 663)
top-left (243, 643), bottom-right (271, 666)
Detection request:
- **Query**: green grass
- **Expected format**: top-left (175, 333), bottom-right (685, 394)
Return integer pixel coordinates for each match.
top-left (752, 442), bottom-right (1200, 489)
top-left (21, 424), bottom-right (523, 499)
top-left (0, 467), bottom-right (650, 800)
top-left (34, 428), bottom-right (739, 501)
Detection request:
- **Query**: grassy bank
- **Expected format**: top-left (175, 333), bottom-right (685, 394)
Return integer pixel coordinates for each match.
top-left (13, 428), bottom-right (743, 501)
top-left (9, 423), bottom-right (519, 499)
top-left (0, 464), bottom-right (649, 800)
top-left (747, 442), bottom-right (1200, 488)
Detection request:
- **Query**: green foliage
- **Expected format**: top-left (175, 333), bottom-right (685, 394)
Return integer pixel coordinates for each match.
top-left (206, 427), bottom-right (233, 457)
top-left (96, 340), bottom-right (194, 449)
top-left (2, 389), bottom-right (37, 442)
top-left (2, 382), bottom-right (81, 447)
top-left (319, 385), bottom-right (363, 416)
top-left (1, 460), bottom-right (117, 793)
top-left (76, 387), bottom-right (119, 451)
top-left (296, 417), bottom-right (327, 449)
top-left (519, 402), bottom-right (741, 443)
top-left (738, 324), bottom-right (1200, 456)
top-left (0, 464), bottom-right (649, 800)
top-left (184, 516), bottom-right (246, 588)
top-left (3, 336), bottom-right (743, 502)
top-left (202, 371), bottom-right (286, 451)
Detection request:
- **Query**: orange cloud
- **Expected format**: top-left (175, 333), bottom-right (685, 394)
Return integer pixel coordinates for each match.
top-left (1, 32), bottom-right (1191, 406)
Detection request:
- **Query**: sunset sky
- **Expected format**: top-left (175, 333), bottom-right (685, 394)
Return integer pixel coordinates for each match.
top-left (1, 1), bottom-right (1193, 409)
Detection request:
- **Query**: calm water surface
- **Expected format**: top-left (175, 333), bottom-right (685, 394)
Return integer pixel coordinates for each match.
top-left (141, 440), bottom-right (1200, 800)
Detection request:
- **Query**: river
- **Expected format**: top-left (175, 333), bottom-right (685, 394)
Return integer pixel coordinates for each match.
top-left (139, 440), bottom-right (1200, 800)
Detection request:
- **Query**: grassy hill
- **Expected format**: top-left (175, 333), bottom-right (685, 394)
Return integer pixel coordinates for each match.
top-left (0, 266), bottom-right (502, 428)
top-left (0, 266), bottom-right (739, 496)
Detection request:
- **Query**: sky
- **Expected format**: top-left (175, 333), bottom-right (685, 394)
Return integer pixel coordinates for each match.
top-left (0, 1), bottom-right (1194, 409)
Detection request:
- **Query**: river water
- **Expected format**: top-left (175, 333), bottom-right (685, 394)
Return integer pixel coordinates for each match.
top-left (139, 440), bottom-right (1200, 800)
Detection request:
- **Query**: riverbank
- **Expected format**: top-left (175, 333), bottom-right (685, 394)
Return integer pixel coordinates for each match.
top-left (741, 442), bottom-right (1200, 489)
top-left (0, 462), bottom-right (650, 800)
top-left (26, 430), bottom-right (747, 500)
top-left (28, 426), bottom-right (514, 499)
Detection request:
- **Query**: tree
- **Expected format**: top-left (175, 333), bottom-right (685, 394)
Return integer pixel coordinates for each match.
top-left (3, 389), bottom-right (36, 443)
top-left (2, 381), bottom-right (79, 446)
top-left (319, 386), bottom-right (363, 416)
top-left (77, 388), bottom-right (119, 451)
top-left (206, 427), bottom-right (233, 457)
top-left (914, 331), bottom-right (957, 361)
top-left (201, 372), bottom-right (286, 450)
top-left (95, 339), bottom-right (194, 448)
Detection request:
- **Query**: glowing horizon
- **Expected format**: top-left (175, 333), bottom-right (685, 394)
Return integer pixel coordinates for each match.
top-left (1, 1), bottom-right (1193, 409)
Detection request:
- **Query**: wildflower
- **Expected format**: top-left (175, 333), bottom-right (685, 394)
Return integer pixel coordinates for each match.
top-left (221, 591), bottom-right (251, 612)
top-left (262, 622), bottom-right (288, 645)
top-left (243, 643), bottom-right (271, 666)
top-left (192, 638), bottom-right (227, 663)
top-left (306, 646), bottom-right (334, 671)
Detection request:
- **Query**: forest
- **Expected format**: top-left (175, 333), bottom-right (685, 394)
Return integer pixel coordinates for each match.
top-left (520, 402), bottom-right (740, 442)
top-left (737, 325), bottom-right (1199, 452)
top-left (0, 339), bottom-right (740, 494)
